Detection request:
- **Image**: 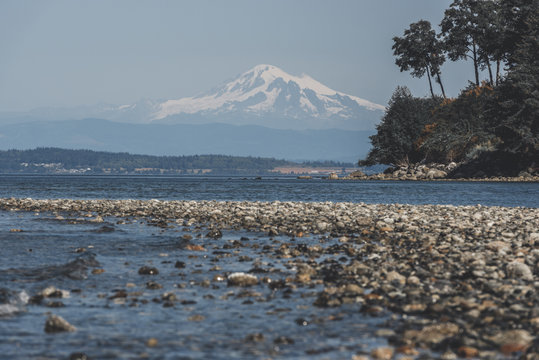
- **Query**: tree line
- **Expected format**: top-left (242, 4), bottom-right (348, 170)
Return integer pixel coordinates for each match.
top-left (0, 148), bottom-right (354, 174)
top-left (362, 0), bottom-right (537, 177)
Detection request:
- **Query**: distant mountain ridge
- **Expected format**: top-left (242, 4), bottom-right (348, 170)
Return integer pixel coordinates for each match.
top-left (0, 119), bottom-right (374, 162)
top-left (0, 65), bottom-right (381, 161)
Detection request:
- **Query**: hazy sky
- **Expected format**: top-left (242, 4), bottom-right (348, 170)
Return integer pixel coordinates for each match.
top-left (0, 0), bottom-right (481, 112)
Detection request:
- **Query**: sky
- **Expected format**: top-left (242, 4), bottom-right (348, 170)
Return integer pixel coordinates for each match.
top-left (0, 0), bottom-right (481, 112)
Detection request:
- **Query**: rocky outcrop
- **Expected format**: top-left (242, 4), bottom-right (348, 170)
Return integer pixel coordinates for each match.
top-left (344, 160), bottom-right (538, 182)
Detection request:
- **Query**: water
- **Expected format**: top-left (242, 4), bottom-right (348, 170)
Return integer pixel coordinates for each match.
top-left (0, 211), bottom-right (387, 359)
top-left (0, 175), bottom-right (537, 359)
top-left (0, 175), bottom-right (537, 207)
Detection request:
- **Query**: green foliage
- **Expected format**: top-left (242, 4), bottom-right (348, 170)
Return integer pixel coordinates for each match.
top-left (362, 0), bottom-right (538, 176)
top-left (360, 87), bottom-right (442, 166)
top-left (392, 20), bottom-right (446, 98)
top-left (419, 84), bottom-right (498, 163)
top-left (0, 148), bottom-right (355, 174)
top-left (440, 0), bottom-right (503, 86)
top-left (0, 148), bottom-right (290, 173)
top-left (488, 0), bottom-right (539, 156)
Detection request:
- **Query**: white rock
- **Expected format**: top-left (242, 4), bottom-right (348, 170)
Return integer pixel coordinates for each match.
top-left (506, 261), bottom-right (533, 280)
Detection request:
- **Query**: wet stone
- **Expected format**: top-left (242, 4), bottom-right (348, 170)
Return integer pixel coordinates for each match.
top-left (245, 333), bottom-right (264, 342)
top-left (206, 228), bottom-right (222, 239)
top-left (1, 197), bottom-right (538, 359)
top-left (227, 272), bottom-right (258, 287)
top-left (146, 281), bottom-right (163, 290)
top-left (188, 314), bottom-right (205, 322)
top-left (44, 314), bottom-right (76, 333)
top-left (371, 347), bottom-right (394, 360)
top-left (138, 266), bottom-right (159, 275)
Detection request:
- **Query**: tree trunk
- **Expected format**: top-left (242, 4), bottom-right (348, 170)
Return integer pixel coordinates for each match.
top-left (472, 41), bottom-right (480, 86)
top-left (487, 60), bottom-right (494, 85)
top-left (426, 66), bottom-right (435, 99)
top-left (436, 71), bottom-right (447, 98)
top-left (496, 59), bottom-right (501, 86)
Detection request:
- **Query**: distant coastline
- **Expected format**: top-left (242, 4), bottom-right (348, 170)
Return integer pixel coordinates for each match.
top-left (0, 147), bottom-right (358, 176)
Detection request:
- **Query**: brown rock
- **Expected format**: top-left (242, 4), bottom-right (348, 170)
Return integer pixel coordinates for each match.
top-left (185, 244), bottom-right (206, 251)
top-left (396, 345), bottom-right (419, 356)
top-left (296, 273), bottom-right (311, 283)
top-left (488, 329), bottom-right (534, 353)
top-left (403, 323), bottom-right (459, 346)
top-left (188, 314), bottom-right (205, 322)
top-left (457, 346), bottom-right (479, 358)
top-left (371, 347), bottom-right (393, 360)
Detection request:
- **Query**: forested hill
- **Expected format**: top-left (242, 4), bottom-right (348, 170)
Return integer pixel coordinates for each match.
top-left (361, 0), bottom-right (538, 178)
top-left (0, 148), bottom-right (353, 174)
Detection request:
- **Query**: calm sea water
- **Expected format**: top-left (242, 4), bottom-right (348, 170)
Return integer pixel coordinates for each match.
top-left (0, 175), bottom-right (537, 207)
top-left (0, 175), bottom-right (537, 359)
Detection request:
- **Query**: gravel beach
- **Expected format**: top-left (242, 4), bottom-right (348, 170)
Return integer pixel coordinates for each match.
top-left (1, 197), bottom-right (538, 359)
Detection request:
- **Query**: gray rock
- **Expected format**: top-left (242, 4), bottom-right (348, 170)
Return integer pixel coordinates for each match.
top-left (227, 272), bottom-right (258, 287)
top-left (506, 261), bottom-right (533, 280)
top-left (44, 314), bottom-right (76, 333)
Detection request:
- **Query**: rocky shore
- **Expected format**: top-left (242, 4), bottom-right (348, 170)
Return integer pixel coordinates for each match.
top-left (1, 197), bottom-right (538, 358)
top-left (341, 163), bottom-right (539, 182)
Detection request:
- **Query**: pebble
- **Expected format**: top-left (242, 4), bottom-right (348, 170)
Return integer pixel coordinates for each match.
top-left (403, 323), bottom-right (459, 346)
top-left (458, 346), bottom-right (479, 358)
top-left (0, 197), bottom-right (537, 359)
top-left (227, 272), bottom-right (258, 287)
top-left (370, 347), bottom-right (393, 360)
top-left (386, 271), bottom-right (405, 286)
top-left (187, 314), bottom-right (205, 322)
top-left (506, 261), bottom-right (533, 280)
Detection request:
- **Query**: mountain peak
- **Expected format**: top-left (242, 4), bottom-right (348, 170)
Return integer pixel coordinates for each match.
top-left (152, 64), bottom-right (385, 130)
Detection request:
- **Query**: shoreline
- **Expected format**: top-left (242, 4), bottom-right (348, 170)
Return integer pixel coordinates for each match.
top-left (1, 198), bottom-right (538, 358)
top-left (1, 172), bottom-right (539, 183)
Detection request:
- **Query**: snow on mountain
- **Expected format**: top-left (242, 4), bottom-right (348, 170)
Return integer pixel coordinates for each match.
top-left (151, 64), bottom-right (384, 130)
top-left (0, 64), bottom-right (385, 131)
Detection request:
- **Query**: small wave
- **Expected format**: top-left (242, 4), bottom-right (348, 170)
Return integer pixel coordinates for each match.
top-left (0, 252), bottom-right (100, 282)
top-left (0, 289), bottom-right (29, 316)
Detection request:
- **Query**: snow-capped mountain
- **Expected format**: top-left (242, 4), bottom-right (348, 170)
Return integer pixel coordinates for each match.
top-left (151, 64), bottom-right (384, 130)
top-left (0, 65), bottom-right (384, 131)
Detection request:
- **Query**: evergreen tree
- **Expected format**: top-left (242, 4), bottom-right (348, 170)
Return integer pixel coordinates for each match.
top-left (489, 0), bottom-right (538, 156)
top-left (361, 87), bottom-right (442, 166)
top-left (392, 20), bottom-right (447, 98)
top-left (440, 0), bottom-right (502, 86)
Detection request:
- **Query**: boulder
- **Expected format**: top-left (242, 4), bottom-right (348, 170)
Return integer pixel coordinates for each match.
top-left (227, 272), bottom-right (258, 287)
top-left (426, 169), bottom-right (447, 179)
top-left (44, 314), bottom-right (76, 333)
top-left (349, 170), bottom-right (365, 178)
